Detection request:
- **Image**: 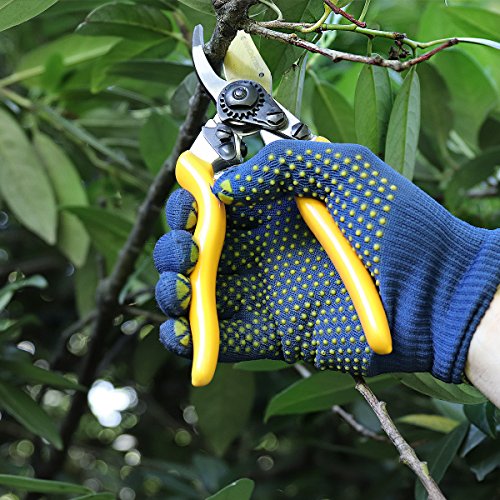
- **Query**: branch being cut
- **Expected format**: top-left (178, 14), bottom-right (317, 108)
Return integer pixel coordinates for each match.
top-left (246, 21), bottom-right (458, 72)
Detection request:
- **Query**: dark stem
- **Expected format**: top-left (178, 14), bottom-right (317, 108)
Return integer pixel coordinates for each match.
top-left (324, 0), bottom-right (367, 28)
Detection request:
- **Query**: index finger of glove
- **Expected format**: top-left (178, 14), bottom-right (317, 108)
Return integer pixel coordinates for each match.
top-left (166, 188), bottom-right (198, 231)
top-left (212, 140), bottom-right (378, 205)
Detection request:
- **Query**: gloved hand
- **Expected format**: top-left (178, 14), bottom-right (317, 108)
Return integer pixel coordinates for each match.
top-left (154, 140), bottom-right (500, 383)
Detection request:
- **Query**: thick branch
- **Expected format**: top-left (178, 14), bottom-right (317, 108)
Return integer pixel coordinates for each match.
top-left (354, 376), bottom-right (446, 500)
top-left (247, 21), bottom-right (458, 71)
top-left (33, 0), bottom-right (259, 482)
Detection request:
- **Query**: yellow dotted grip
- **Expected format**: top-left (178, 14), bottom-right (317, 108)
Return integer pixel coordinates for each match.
top-left (175, 151), bottom-right (226, 386)
top-left (296, 136), bottom-right (392, 355)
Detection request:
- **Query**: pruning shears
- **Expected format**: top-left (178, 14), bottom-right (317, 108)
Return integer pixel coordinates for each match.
top-left (176, 25), bottom-right (392, 387)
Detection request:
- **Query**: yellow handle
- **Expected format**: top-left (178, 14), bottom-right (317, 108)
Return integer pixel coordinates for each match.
top-left (295, 136), bottom-right (392, 355)
top-left (175, 151), bottom-right (226, 386)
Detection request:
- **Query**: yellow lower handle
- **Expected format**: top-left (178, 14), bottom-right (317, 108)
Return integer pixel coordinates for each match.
top-left (299, 135), bottom-right (392, 354)
top-left (175, 151), bottom-right (226, 386)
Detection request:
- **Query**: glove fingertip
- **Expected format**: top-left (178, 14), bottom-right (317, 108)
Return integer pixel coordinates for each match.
top-left (159, 317), bottom-right (192, 358)
top-left (155, 271), bottom-right (191, 316)
top-left (154, 230), bottom-right (198, 274)
top-left (166, 189), bottom-right (197, 230)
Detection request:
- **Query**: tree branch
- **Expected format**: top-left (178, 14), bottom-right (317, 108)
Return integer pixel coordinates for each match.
top-left (323, 0), bottom-right (367, 28)
top-left (246, 21), bottom-right (458, 72)
top-left (354, 376), bottom-right (446, 500)
top-left (294, 365), bottom-right (385, 442)
top-left (33, 0), bottom-right (260, 481)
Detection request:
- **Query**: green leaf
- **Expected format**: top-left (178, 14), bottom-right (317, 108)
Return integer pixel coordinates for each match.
top-left (90, 38), bottom-right (173, 92)
top-left (397, 373), bottom-right (487, 405)
top-left (265, 373), bottom-right (395, 421)
top-left (0, 380), bottom-right (63, 449)
top-left (63, 206), bottom-right (132, 269)
top-left (1, 360), bottom-right (85, 391)
top-left (233, 360), bottom-right (290, 372)
top-left (385, 68), bottom-right (421, 180)
top-left (310, 74), bottom-right (356, 143)
top-left (139, 112), bottom-right (178, 173)
top-left (0, 474), bottom-right (90, 494)
top-left (17, 34), bottom-right (119, 86)
top-left (77, 2), bottom-right (172, 39)
top-left (467, 440), bottom-right (500, 481)
top-left (418, 63), bottom-right (453, 162)
top-left (397, 414), bottom-right (460, 434)
top-left (170, 72), bottom-right (198, 119)
top-left (33, 133), bottom-right (90, 267)
top-left (464, 403), bottom-right (497, 439)
top-left (109, 60), bottom-right (193, 85)
top-left (133, 326), bottom-right (168, 386)
top-left (0, 108), bottom-right (57, 244)
top-left (445, 147), bottom-right (500, 210)
top-left (434, 51), bottom-right (497, 149)
top-left (454, 37), bottom-right (500, 51)
top-left (206, 478), bottom-right (255, 500)
top-left (354, 63), bottom-right (392, 155)
top-left (177, 0), bottom-right (213, 15)
top-left (415, 423), bottom-right (468, 500)
top-left (445, 7), bottom-right (500, 42)
top-left (0, 275), bottom-right (47, 311)
top-left (191, 364), bottom-right (255, 456)
top-left (274, 54), bottom-right (307, 116)
top-left (0, 0), bottom-right (59, 32)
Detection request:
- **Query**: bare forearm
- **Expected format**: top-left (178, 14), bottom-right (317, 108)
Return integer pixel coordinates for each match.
top-left (465, 285), bottom-right (500, 408)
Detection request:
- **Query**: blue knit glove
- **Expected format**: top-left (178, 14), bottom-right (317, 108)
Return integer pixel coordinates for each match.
top-left (154, 141), bottom-right (500, 383)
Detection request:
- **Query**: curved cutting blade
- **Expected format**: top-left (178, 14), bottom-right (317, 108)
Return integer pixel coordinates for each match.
top-left (192, 24), bottom-right (227, 100)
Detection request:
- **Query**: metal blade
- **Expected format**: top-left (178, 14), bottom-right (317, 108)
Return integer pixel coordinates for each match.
top-left (192, 24), bottom-right (227, 101)
top-left (223, 30), bottom-right (272, 93)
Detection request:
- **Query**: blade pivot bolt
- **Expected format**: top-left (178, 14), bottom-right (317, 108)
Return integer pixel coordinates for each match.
top-left (266, 110), bottom-right (286, 125)
top-left (291, 122), bottom-right (311, 140)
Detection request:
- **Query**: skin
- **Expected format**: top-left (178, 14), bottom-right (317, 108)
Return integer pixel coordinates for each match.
top-left (466, 286), bottom-right (500, 408)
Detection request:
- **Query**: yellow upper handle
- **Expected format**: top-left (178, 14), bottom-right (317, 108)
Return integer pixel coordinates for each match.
top-left (297, 135), bottom-right (392, 354)
top-left (175, 151), bottom-right (226, 386)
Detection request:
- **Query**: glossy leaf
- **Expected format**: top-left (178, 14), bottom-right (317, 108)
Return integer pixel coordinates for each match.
top-left (418, 64), bottom-right (453, 162)
top-left (265, 373), bottom-right (394, 421)
top-left (139, 112), bottom-right (178, 173)
top-left (191, 364), bottom-right (255, 456)
top-left (397, 414), bottom-right (460, 434)
top-left (385, 68), bottom-right (421, 180)
top-left (0, 108), bottom-right (57, 244)
top-left (63, 206), bottom-right (133, 269)
top-left (354, 63), bottom-right (392, 154)
top-left (445, 147), bottom-right (500, 209)
top-left (77, 2), bottom-right (172, 39)
top-left (33, 133), bottom-right (90, 267)
top-left (311, 75), bottom-right (356, 143)
top-left (177, 0), bottom-right (213, 15)
top-left (397, 373), bottom-right (487, 405)
top-left (0, 0), bottom-right (59, 32)
top-left (0, 474), bottom-right (90, 494)
top-left (17, 34), bottom-right (119, 86)
top-left (1, 360), bottom-right (85, 391)
top-left (446, 7), bottom-right (500, 41)
top-left (109, 60), bottom-right (192, 85)
top-left (434, 51), bottom-right (497, 149)
top-left (206, 478), bottom-right (255, 500)
top-left (0, 380), bottom-right (63, 449)
top-left (464, 403), bottom-right (497, 439)
top-left (415, 423), bottom-right (468, 500)
top-left (274, 54), bottom-right (307, 116)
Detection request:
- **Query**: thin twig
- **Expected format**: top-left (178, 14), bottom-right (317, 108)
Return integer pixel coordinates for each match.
top-left (354, 376), bottom-right (446, 500)
top-left (294, 365), bottom-right (385, 442)
top-left (122, 306), bottom-right (165, 324)
top-left (324, 0), bottom-right (367, 28)
top-left (247, 21), bottom-right (458, 72)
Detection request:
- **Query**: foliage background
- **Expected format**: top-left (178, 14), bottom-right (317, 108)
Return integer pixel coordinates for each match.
top-left (0, 0), bottom-right (499, 498)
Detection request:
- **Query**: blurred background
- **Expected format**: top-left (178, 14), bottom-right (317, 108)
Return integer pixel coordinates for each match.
top-left (0, 0), bottom-right (499, 498)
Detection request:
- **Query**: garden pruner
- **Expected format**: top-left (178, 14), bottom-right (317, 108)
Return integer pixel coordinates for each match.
top-left (175, 25), bottom-right (392, 387)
